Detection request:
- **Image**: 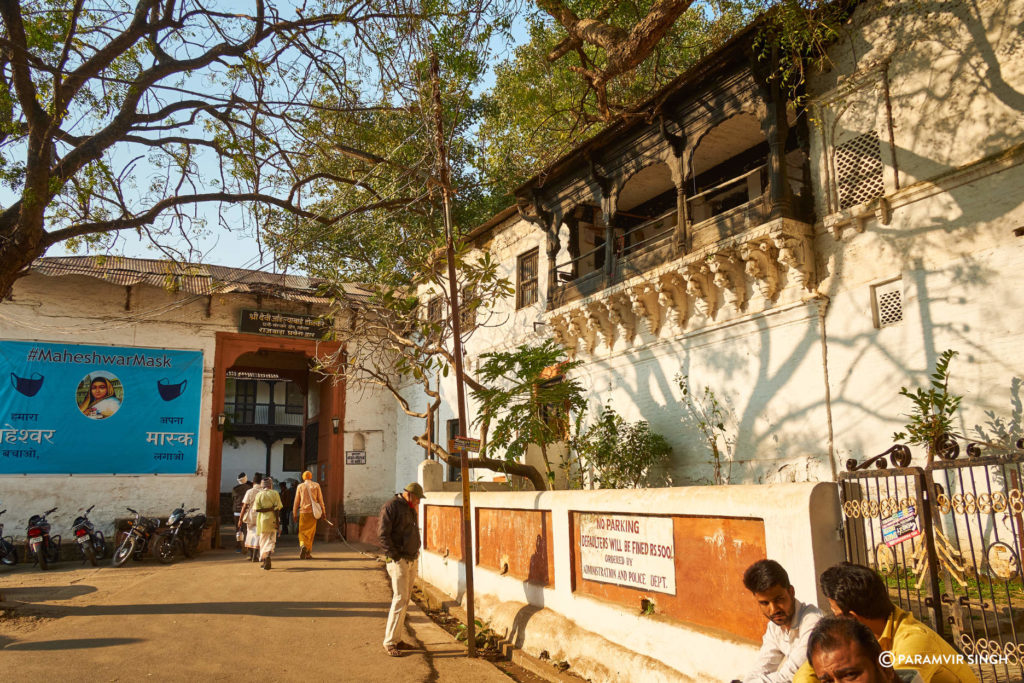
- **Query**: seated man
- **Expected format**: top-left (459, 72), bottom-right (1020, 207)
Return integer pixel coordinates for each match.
top-left (808, 616), bottom-right (923, 683)
top-left (794, 563), bottom-right (977, 683)
top-left (739, 559), bottom-right (823, 682)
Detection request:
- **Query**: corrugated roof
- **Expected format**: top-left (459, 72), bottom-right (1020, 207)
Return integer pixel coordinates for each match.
top-left (31, 256), bottom-right (371, 303)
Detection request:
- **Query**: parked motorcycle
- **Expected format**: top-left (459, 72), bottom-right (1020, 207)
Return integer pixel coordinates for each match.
top-left (181, 508), bottom-right (208, 557)
top-left (155, 504), bottom-right (197, 564)
top-left (0, 509), bottom-right (18, 567)
top-left (112, 507), bottom-right (160, 567)
top-left (27, 506), bottom-right (61, 570)
top-left (72, 505), bottom-right (107, 566)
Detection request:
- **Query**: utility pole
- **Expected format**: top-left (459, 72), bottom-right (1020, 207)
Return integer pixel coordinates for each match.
top-left (429, 51), bottom-right (476, 657)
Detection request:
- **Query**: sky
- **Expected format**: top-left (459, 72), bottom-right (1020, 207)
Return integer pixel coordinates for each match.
top-left (38, 7), bottom-right (534, 275)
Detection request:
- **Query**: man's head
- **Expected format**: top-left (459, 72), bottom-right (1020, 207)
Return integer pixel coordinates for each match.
top-left (253, 473), bottom-right (264, 486)
top-left (820, 563), bottom-right (893, 622)
top-left (807, 616), bottom-right (897, 683)
top-left (743, 559), bottom-right (796, 628)
top-left (237, 473), bottom-right (247, 484)
top-left (262, 476), bottom-right (273, 489)
top-left (401, 482), bottom-right (426, 505)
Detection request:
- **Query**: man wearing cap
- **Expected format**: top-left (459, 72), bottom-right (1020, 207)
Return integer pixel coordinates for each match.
top-left (378, 482), bottom-right (425, 657)
top-left (252, 476), bottom-right (283, 570)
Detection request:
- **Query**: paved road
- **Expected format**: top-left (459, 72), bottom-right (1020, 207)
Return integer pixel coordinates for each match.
top-left (0, 536), bottom-right (512, 682)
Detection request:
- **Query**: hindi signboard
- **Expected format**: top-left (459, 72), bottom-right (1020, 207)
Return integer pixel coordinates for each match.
top-left (451, 436), bottom-right (481, 453)
top-left (0, 340), bottom-right (202, 474)
top-left (239, 309), bottom-right (332, 340)
top-left (578, 513), bottom-right (676, 595)
top-left (345, 450), bottom-right (366, 465)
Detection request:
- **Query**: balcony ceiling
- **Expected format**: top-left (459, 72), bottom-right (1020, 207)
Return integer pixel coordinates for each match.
top-left (618, 162), bottom-right (674, 212)
top-left (692, 113), bottom-right (764, 177)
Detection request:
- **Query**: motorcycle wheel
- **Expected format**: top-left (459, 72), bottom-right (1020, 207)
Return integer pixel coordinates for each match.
top-left (94, 532), bottom-right (107, 561)
top-left (1, 540), bottom-right (17, 566)
top-left (35, 545), bottom-right (48, 570)
top-left (83, 541), bottom-right (97, 566)
top-left (155, 533), bottom-right (176, 565)
top-left (45, 539), bottom-right (60, 565)
top-left (112, 534), bottom-right (136, 567)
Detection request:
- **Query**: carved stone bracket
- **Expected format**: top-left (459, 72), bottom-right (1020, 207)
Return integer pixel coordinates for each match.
top-left (772, 228), bottom-right (815, 291)
top-left (738, 238), bottom-right (780, 301)
top-left (606, 292), bottom-right (638, 344)
top-left (657, 272), bottom-right (689, 328)
top-left (567, 308), bottom-right (594, 355)
top-left (682, 264), bottom-right (717, 320)
top-left (630, 283), bottom-right (661, 336)
top-left (585, 300), bottom-right (617, 349)
top-left (706, 251), bottom-right (747, 310)
top-left (548, 312), bottom-right (577, 357)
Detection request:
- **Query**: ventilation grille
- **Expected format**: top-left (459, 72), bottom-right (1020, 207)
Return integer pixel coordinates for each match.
top-left (835, 131), bottom-right (885, 210)
top-left (873, 279), bottom-right (903, 328)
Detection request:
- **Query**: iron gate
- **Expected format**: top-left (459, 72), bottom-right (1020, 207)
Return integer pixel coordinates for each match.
top-left (839, 437), bottom-right (1024, 682)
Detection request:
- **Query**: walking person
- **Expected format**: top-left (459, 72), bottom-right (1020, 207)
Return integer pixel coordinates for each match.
top-left (238, 473), bottom-right (263, 562)
top-left (252, 476), bottom-right (283, 570)
top-left (378, 482), bottom-right (425, 657)
top-left (231, 473), bottom-right (253, 553)
top-left (279, 481), bottom-right (294, 535)
top-left (293, 471), bottom-right (325, 559)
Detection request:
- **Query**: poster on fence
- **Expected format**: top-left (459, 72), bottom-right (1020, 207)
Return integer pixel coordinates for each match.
top-left (578, 512), bottom-right (676, 595)
top-left (881, 504), bottom-right (922, 547)
top-left (0, 340), bottom-right (203, 474)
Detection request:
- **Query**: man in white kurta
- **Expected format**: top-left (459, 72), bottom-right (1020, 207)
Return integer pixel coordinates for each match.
top-left (252, 477), bottom-right (283, 570)
top-left (740, 559), bottom-right (823, 683)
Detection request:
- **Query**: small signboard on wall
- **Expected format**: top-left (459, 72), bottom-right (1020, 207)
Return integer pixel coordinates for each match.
top-left (345, 450), bottom-right (366, 465)
top-left (239, 309), bottom-right (332, 340)
top-left (578, 513), bottom-right (676, 595)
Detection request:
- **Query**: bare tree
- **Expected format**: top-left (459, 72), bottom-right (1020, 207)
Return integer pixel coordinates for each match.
top-left (321, 249), bottom-right (552, 490)
top-left (0, 0), bottom-right (429, 298)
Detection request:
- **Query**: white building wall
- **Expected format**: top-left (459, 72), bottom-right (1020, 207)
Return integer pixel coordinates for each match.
top-left (418, 0), bottom-right (1024, 486)
top-left (343, 382), bottom-right (399, 516)
top-left (0, 271), bottom-right (344, 537)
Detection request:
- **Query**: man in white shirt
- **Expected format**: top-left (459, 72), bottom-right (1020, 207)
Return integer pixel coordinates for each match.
top-left (739, 559), bottom-right (823, 683)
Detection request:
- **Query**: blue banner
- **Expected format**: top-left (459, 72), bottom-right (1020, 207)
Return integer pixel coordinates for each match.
top-left (0, 341), bottom-right (203, 474)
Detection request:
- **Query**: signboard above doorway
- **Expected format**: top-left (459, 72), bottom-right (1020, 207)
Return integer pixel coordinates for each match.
top-left (239, 309), bottom-right (332, 340)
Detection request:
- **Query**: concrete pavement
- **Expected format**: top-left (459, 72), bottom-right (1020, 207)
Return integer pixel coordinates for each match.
top-left (0, 537), bottom-right (517, 682)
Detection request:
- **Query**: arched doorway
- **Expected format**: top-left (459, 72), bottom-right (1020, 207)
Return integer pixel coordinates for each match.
top-left (207, 332), bottom-right (344, 544)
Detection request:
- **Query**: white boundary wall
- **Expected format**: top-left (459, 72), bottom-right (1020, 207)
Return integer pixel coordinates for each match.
top-left (417, 481), bottom-right (843, 681)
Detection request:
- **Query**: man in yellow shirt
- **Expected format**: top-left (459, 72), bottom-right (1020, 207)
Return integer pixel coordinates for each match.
top-left (794, 563), bottom-right (977, 683)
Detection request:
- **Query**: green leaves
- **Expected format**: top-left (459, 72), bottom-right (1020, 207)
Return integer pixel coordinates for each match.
top-left (572, 402), bottom-right (672, 489)
top-left (892, 350), bottom-right (962, 463)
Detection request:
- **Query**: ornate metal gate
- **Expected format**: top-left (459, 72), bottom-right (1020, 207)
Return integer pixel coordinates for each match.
top-left (839, 438), bottom-right (1024, 682)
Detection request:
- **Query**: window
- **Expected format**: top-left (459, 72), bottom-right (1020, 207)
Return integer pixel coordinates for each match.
top-left (447, 418), bottom-right (462, 482)
top-left (872, 279), bottom-right (903, 329)
top-left (232, 379), bottom-right (257, 424)
top-left (459, 285), bottom-right (476, 331)
top-left (835, 131), bottom-right (884, 210)
top-left (517, 248), bottom-right (539, 309)
top-left (427, 296), bottom-right (444, 324)
top-left (285, 381), bottom-right (304, 415)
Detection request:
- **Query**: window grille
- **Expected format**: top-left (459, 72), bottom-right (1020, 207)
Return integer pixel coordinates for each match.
top-left (426, 296), bottom-right (444, 324)
top-left (835, 131), bottom-right (885, 210)
top-left (460, 285), bottom-right (476, 331)
top-left (517, 248), bottom-right (539, 309)
top-left (872, 279), bottom-right (903, 328)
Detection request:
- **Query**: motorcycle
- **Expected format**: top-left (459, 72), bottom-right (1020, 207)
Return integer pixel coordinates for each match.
top-left (112, 507), bottom-right (160, 567)
top-left (181, 508), bottom-right (208, 557)
top-left (27, 506), bottom-right (61, 570)
top-left (0, 509), bottom-right (18, 567)
top-left (154, 504), bottom-right (197, 564)
top-left (71, 505), bottom-right (107, 567)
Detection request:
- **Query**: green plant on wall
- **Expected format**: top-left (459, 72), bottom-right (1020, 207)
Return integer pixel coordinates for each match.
top-left (472, 340), bottom-right (586, 489)
top-left (572, 403), bottom-right (672, 489)
top-left (893, 350), bottom-right (962, 466)
top-left (676, 374), bottom-right (731, 485)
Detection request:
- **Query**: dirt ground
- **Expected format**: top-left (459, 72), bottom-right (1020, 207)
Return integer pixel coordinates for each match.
top-left (0, 533), bottom-right (522, 682)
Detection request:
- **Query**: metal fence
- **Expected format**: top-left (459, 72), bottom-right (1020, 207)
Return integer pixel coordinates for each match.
top-left (840, 437), bottom-right (1024, 682)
